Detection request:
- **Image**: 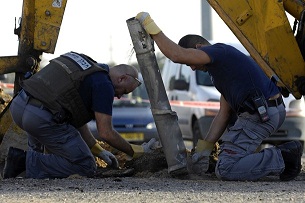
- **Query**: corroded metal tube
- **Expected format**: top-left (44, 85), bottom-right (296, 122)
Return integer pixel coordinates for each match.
top-left (126, 17), bottom-right (187, 176)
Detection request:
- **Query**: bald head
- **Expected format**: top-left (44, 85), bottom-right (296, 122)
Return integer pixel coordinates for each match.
top-left (109, 64), bottom-right (141, 99)
top-left (111, 64), bottom-right (138, 77)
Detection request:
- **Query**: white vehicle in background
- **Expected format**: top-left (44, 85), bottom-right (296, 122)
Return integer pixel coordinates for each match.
top-left (162, 58), bottom-right (220, 147)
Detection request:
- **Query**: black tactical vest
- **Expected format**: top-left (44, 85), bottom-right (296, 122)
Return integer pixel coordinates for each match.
top-left (21, 52), bottom-right (108, 128)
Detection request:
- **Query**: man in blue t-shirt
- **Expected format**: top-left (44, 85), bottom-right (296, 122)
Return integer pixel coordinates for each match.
top-left (135, 12), bottom-right (303, 181)
top-left (4, 53), bottom-right (158, 179)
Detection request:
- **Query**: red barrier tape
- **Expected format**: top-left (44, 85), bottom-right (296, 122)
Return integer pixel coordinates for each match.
top-left (0, 82), bottom-right (14, 89)
top-left (169, 100), bottom-right (220, 109)
top-left (114, 97), bottom-right (220, 109)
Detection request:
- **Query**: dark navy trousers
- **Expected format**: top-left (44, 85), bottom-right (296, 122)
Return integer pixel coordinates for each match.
top-left (9, 90), bottom-right (96, 179)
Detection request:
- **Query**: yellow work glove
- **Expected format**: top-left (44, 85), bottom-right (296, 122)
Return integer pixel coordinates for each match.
top-left (91, 143), bottom-right (119, 168)
top-left (195, 139), bottom-right (214, 153)
top-left (189, 139), bottom-right (214, 175)
top-left (135, 12), bottom-right (161, 35)
top-left (130, 138), bottom-right (158, 159)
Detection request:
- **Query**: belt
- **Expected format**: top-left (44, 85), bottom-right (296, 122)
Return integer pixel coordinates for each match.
top-left (238, 95), bottom-right (283, 114)
top-left (19, 90), bottom-right (49, 111)
top-left (267, 95), bottom-right (283, 107)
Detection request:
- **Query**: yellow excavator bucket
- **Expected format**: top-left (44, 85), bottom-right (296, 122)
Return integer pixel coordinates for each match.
top-left (208, 0), bottom-right (305, 99)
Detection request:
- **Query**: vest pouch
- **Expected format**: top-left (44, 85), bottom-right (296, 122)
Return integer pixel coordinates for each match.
top-left (52, 108), bottom-right (71, 124)
top-left (58, 86), bottom-right (93, 128)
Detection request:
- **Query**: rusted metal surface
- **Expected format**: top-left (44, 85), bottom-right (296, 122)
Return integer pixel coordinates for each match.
top-left (0, 56), bottom-right (24, 75)
top-left (0, 90), bottom-right (12, 142)
top-left (34, 0), bottom-right (67, 53)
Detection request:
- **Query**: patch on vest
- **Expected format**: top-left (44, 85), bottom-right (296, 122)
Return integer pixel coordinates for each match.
top-left (62, 52), bottom-right (92, 70)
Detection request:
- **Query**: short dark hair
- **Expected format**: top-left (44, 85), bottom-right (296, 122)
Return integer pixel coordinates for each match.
top-left (178, 34), bottom-right (210, 48)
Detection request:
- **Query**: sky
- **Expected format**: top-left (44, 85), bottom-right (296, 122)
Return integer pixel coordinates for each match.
top-left (0, 0), bottom-right (241, 65)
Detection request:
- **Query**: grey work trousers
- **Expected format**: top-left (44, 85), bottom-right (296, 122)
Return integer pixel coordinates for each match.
top-left (9, 90), bottom-right (96, 179)
top-left (215, 103), bottom-right (286, 181)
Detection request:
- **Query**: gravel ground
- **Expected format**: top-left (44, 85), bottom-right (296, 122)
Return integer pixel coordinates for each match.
top-left (1, 155), bottom-right (305, 203)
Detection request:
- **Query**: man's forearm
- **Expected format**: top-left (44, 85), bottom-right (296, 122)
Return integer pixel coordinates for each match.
top-left (152, 32), bottom-right (184, 63)
top-left (205, 113), bottom-right (229, 143)
top-left (102, 129), bottom-right (134, 156)
top-left (78, 124), bottom-right (97, 148)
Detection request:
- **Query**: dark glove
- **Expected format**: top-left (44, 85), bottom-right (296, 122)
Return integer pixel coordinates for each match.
top-left (189, 139), bottom-right (214, 175)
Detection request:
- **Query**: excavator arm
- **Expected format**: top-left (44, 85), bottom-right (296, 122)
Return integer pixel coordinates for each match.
top-left (0, 0), bottom-right (67, 94)
top-left (207, 0), bottom-right (305, 99)
top-left (0, 0), bottom-right (67, 145)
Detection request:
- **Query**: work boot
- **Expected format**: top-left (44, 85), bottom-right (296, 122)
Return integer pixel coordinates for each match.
top-left (3, 147), bottom-right (26, 179)
top-left (277, 141), bottom-right (303, 181)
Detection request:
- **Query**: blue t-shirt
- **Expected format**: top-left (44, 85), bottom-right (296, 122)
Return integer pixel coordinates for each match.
top-left (78, 65), bottom-right (114, 116)
top-left (200, 43), bottom-right (279, 112)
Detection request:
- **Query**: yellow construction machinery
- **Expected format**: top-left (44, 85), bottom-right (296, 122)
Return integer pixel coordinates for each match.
top-left (0, 0), bottom-right (67, 94)
top-left (0, 0), bottom-right (67, 154)
top-left (207, 0), bottom-right (305, 99)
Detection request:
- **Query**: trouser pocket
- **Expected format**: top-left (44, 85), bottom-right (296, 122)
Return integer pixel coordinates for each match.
top-left (221, 119), bottom-right (261, 154)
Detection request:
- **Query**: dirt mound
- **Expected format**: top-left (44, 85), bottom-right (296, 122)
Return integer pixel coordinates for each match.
top-left (93, 141), bottom-right (220, 179)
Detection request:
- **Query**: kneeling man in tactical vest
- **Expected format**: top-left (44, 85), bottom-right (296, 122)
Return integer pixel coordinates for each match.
top-left (3, 51), bottom-right (157, 179)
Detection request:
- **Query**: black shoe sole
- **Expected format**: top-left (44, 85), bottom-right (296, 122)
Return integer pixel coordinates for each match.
top-left (279, 141), bottom-right (303, 181)
top-left (3, 147), bottom-right (26, 179)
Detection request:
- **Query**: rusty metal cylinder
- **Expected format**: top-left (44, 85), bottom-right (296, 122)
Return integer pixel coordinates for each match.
top-left (126, 17), bottom-right (187, 175)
